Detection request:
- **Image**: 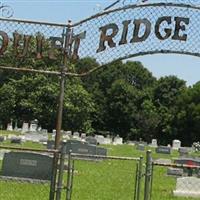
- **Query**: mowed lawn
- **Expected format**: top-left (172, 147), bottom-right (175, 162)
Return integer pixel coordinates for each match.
top-left (0, 132), bottom-right (199, 199)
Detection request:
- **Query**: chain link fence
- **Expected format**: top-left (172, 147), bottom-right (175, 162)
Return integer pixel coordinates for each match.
top-left (151, 156), bottom-right (200, 200)
top-left (0, 2), bottom-right (200, 72)
top-left (64, 152), bottom-right (145, 200)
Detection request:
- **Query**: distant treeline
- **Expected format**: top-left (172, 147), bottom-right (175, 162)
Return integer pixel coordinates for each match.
top-left (0, 58), bottom-right (199, 146)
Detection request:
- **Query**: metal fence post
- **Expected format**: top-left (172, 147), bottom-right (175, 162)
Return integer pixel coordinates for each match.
top-left (66, 150), bottom-right (72, 200)
top-left (56, 145), bottom-right (67, 200)
top-left (137, 156), bottom-right (143, 200)
top-left (50, 152), bottom-right (59, 200)
top-left (144, 150), bottom-right (152, 200)
top-left (69, 160), bottom-right (75, 200)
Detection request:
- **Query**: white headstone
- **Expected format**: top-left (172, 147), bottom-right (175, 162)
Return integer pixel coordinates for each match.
top-left (81, 133), bottom-right (86, 140)
top-left (174, 177), bottom-right (200, 197)
top-left (29, 123), bottom-right (37, 132)
top-left (113, 136), bottom-right (123, 145)
top-left (7, 123), bottom-right (13, 131)
top-left (95, 135), bottom-right (105, 144)
top-left (150, 139), bottom-right (157, 147)
top-left (172, 140), bottom-right (181, 150)
top-left (21, 122), bottom-right (29, 133)
top-left (73, 132), bottom-right (80, 139)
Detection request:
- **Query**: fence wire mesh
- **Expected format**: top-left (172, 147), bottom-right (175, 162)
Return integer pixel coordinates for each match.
top-left (68, 154), bottom-right (143, 200)
top-left (0, 147), bottom-right (55, 200)
top-left (0, 2), bottom-right (199, 72)
top-left (151, 160), bottom-right (200, 200)
top-left (72, 3), bottom-right (200, 65)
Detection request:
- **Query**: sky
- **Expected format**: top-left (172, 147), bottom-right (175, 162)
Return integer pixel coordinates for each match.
top-left (2, 0), bottom-right (200, 86)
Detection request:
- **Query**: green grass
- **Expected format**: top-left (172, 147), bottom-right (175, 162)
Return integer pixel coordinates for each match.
top-left (0, 131), bottom-right (200, 199)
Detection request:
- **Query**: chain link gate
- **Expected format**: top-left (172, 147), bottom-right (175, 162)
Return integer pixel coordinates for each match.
top-left (64, 152), bottom-right (144, 200)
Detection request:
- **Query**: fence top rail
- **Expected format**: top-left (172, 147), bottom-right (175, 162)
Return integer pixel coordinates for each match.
top-left (153, 161), bottom-right (200, 169)
top-left (0, 145), bottom-right (59, 154)
top-left (0, 17), bottom-right (67, 27)
top-left (71, 153), bottom-right (140, 161)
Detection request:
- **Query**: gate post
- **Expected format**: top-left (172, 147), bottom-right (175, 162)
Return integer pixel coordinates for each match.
top-left (66, 150), bottom-right (72, 200)
top-left (56, 144), bottom-right (67, 200)
top-left (144, 150), bottom-right (152, 200)
top-left (134, 156), bottom-right (143, 200)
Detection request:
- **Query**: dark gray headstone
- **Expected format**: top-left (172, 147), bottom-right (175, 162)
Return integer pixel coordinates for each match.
top-left (179, 147), bottom-right (189, 157)
top-left (10, 137), bottom-right (21, 144)
top-left (85, 136), bottom-right (97, 145)
top-left (1, 152), bottom-right (53, 180)
top-left (136, 144), bottom-right (145, 151)
top-left (167, 167), bottom-right (183, 176)
top-left (0, 136), bottom-right (4, 142)
top-left (47, 140), bottom-right (55, 149)
top-left (156, 146), bottom-right (171, 154)
top-left (64, 140), bottom-right (107, 157)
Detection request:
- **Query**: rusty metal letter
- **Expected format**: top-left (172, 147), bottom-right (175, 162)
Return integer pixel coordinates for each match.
top-left (71, 31), bottom-right (86, 60)
top-left (13, 32), bottom-right (32, 58)
top-left (96, 23), bottom-right (119, 53)
top-left (130, 19), bottom-right (151, 43)
top-left (0, 31), bottom-right (8, 55)
top-left (172, 17), bottom-right (189, 41)
top-left (36, 34), bottom-right (44, 59)
top-left (155, 16), bottom-right (172, 40)
top-left (119, 20), bottom-right (131, 45)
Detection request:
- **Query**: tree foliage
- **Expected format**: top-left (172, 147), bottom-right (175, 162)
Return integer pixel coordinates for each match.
top-left (0, 54), bottom-right (199, 146)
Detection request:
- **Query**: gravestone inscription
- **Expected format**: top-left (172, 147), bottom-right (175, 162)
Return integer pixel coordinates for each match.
top-left (1, 152), bottom-right (53, 180)
top-left (156, 146), bottom-right (171, 154)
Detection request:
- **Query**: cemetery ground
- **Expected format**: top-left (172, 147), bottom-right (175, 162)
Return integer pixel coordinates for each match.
top-left (0, 131), bottom-right (199, 199)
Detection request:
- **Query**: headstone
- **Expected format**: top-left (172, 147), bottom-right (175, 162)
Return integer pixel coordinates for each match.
top-left (29, 119), bottom-right (38, 132)
top-left (127, 141), bottom-right (135, 146)
top-left (0, 150), bottom-right (10, 160)
top-left (25, 132), bottom-right (48, 143)
top-left (149, 139), bottom-right (157, 147)
top-left (0, 135), bottom-right (5, 142)
top-left (95, 135), bottom-right (105, 144)
top-left (85, 136), bottom-right (97, 145)
top-left (173, 177), bottom-right (200, 197)
top-left (73, 132), bottom-right (80, 139)
top-left (14, 121), bottom-right (18, 131)
top-left (174, 158), bottom-right (200, 176)
top-left (64, 140), bottom-right (107, 157)
top-left (156, 146), bottom-right (171, 154)
top-left (154, 158), bottom-right (172, 165)
top-left (81, 133), bottom-right (86, 140)
top-left (113, 135), bottom-right (123, 145)
top-left (1, 152), bottom-right (53, 180)
top-left (41, 129), bottom-right (48, 134)
top-left (173, 140), bottom-right (181, 150)
top-left (179, 147), bottom-right (190, 157)
top-left (167, 167), bottom-right (184, 176)
top-left (10, 136), bottom-right (21, 144)
top-left (174, 158), bottom-right (200, 166)
top-left (21, 122), bottom-right (29, 133)
top-left (7, 123), bottom-right (13, 131)
top-left (104, 136), bottom-right (112, 145)
top-left (52, 129), bottom-right (56, 135)
top-left (136, 144), bottom-right (145, 151)
top-left (47, 140), bottom-right (55, 149)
